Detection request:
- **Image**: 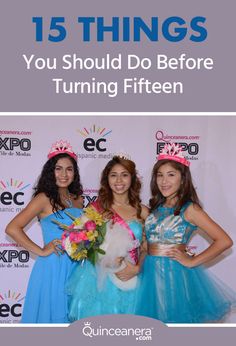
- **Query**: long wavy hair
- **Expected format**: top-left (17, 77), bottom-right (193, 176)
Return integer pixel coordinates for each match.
top-left (149, 159), bottom-right (201, 214)
top-left (33, 153), bottom-right (83, 212)
top-left (97, 156), bottom-right (142, 219)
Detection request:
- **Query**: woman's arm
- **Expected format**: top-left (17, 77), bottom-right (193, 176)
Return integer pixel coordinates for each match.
top-left (5, 193), bottom-right (62, 257)
top-left (137, 204), bottom-right (149, 268)
top-left (167, 203), bottom-right (233, 268)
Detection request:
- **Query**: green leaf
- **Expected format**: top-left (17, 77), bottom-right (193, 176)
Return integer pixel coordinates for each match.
top-left (100, 223), bottom-right (107, 238)
top-left (52, 219), bottom-right (70, 230)
top-left (96, 234), bottom-right (103, 243)
top-left (75, 242), bottom-right (85, 252)
top-left (64, 210), bottom-right (78, 221)
top-left (97, 248), bottom-right (106, 255)
top-left (87, 250), bottom-right (96, 265)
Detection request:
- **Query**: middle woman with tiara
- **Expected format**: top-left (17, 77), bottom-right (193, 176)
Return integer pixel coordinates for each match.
top-left (66, 155), bottom-right (149, 320)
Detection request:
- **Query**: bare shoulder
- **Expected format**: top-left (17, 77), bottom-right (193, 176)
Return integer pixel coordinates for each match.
top-left (185, 202), bottom-right (202, 214)
top-left (184, 202), bottom-right (207, 225)
top-left (33, 192), bottom-right (49, 204)
top-left (7, 193), bottom-right (51, 228)
top-left (26, 193), bottom-right (51, 215)
top-left (141, 204), bottom-right (150, 220)
top-left (184, 202), bottom-right (232, 244)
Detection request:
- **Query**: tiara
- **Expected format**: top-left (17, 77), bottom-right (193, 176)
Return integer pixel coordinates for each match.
top-left (157, 143), bottom-right (190, 167)
top-left (48, 140), bottom-right (77, 160)
top-left (113, 152), bottom-right (132, 160)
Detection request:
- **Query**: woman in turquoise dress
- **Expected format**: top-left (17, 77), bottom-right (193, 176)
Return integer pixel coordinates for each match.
top-left (135, 143), bottom-right (236, 323)
top-left (5, 140), bottom-right (83, 323)
top-left (67, 155), bottom-right (149, 320)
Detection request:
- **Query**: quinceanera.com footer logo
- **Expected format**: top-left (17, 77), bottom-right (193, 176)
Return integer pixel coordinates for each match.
top-left (82, 321), bottom-right (153, 341)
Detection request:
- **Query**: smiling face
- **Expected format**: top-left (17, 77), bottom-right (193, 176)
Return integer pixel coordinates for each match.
top-left (54, 157), bottom-right (75, 188)
top-left (156, 162), bottom-right (182, 201)
top-left (108, 163), bottom-right (132, 196)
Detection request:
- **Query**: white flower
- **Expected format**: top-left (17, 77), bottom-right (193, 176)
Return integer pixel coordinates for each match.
top-left (64, 237), bottom-right (72, 255)
top-left (72, 215), bottom-right (90, 230)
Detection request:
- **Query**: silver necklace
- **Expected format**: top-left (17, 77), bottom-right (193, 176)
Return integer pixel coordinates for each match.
top-left (61, 193), bottom-right (73, 208)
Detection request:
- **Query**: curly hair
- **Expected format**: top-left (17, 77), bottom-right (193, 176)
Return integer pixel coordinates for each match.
top-left (97, 156), bottom-right (142, 219)
top-left (149, 159), bottom-right (201, 214)
top-left (33, 153), bottom-right (83, 212)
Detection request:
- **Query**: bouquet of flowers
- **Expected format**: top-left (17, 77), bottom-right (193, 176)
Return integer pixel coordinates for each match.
top-left (53, 206), bottom-right (106, 265)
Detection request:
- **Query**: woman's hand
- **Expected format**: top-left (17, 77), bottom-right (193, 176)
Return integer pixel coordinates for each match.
top-left (115, 260), bottom-right (140, 281)
top-left (166, 248), bottom-right (195, 268)
top-left (113, 256), bottom-right (124, 268)
top-left (41, 239), bottom-right (64, 257)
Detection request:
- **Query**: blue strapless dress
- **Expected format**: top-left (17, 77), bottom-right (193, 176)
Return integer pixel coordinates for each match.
top-left (21, 207), bottom-right (83, 323)
top-left (67, 220), bottom-right (143, 321)
top-left (135, 203), bottom-right (236, 323)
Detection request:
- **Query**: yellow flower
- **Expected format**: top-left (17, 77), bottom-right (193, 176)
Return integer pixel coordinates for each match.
top-left (73, 218), bottom-right (83, 226)
top-left (71, 243), bottom-right (78, 253)
top-left (71, 249), bottom-right (87, 261)
top-left (86, 230), bottom-right (98, 241)
top-left (85, 206), bottom-right (104, 226)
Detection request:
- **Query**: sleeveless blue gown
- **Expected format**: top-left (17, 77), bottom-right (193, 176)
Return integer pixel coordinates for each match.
top-left (21, 207), bottom-right (83, 323)
top-left (135, 203), bottom-right (236, 323)
top-left (66, 220), bottom-right (143, 321)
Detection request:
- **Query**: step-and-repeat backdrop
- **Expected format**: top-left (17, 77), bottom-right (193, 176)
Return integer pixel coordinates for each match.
top-left (0, 115), bottom-right (235, 323)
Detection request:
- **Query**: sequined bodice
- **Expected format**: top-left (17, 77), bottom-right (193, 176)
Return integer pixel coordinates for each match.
top-left (145, 203), bottom-right (197, 245)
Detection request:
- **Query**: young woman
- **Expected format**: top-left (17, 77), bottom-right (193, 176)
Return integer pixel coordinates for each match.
top-left (67, 155), bottom-right (149, 320)
top-left (5, 140), bottom-right (83, 323)
top-left (135, 143), bottom-right (236, 323)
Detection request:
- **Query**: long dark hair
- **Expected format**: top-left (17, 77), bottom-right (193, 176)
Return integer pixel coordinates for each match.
top-left (149, 159), bottom-right (201, 214)
top-left (97, 156), bottom-right (142, 219)
top-left (33, 153), bottom-right (83, 212)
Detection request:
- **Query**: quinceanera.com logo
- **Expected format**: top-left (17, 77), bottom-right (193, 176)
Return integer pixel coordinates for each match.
top-left (82, 321), bottom-right (153, 341)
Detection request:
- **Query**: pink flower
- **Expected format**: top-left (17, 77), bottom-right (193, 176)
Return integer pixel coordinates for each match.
top-left (61, 239), bottom-right (66, 249)
top-left (68, 224), bottom-right (75, 230)
top-left (62, 231), bottom-right (67, 240)
top-left (69, 231), bottom-right (88, 243)
top-left (61, 232), bottom-right (68, 249)
top-left (84, 220), bottom-right (96, 231)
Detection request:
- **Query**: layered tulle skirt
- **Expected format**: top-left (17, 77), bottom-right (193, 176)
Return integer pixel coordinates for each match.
top-left (135, 255), bottom-right (236, 323)
top-left (66, 260), bottom-right (138, 321)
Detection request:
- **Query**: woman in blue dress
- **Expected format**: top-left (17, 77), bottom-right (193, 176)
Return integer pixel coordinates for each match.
top-left (67, 155), bottom-right (149, 320)
top-left (5, 140), bottom-right (83, 323)
top-left (135, 143), bottom-right (236, 323)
